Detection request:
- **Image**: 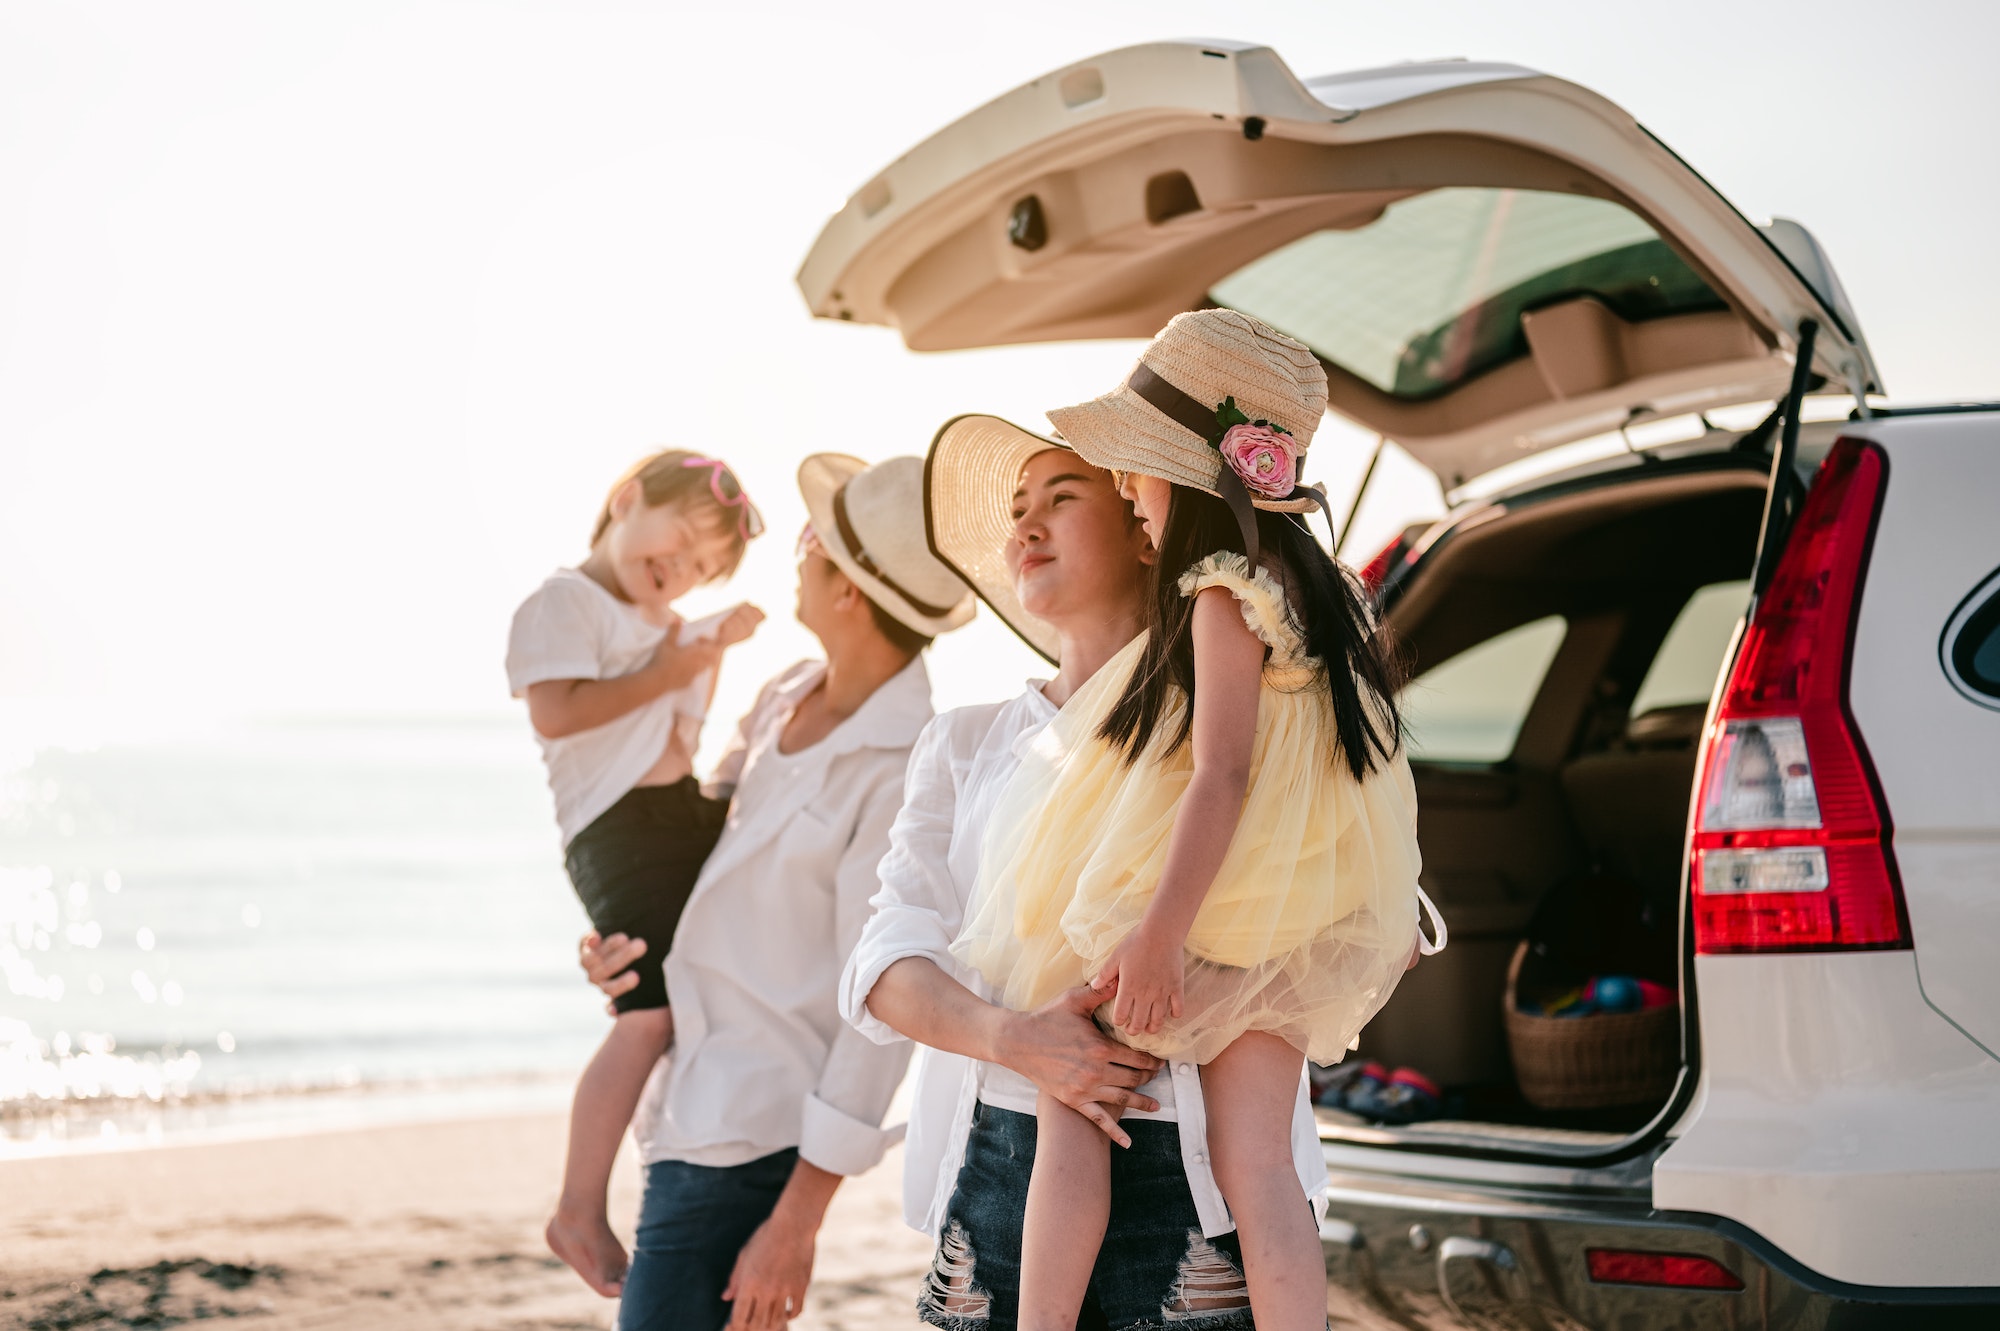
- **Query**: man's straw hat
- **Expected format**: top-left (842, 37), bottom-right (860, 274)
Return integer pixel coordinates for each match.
top-left (799, 453), bottom-right (975, 640)
top-left (923, 414), bottom-right (1069, 664)
top-left (1046, 308), bottom-right (1329, 515)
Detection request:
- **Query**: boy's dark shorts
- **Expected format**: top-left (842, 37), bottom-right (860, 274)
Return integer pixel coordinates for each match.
top-left (564, 777), bottom-right (728, 1014)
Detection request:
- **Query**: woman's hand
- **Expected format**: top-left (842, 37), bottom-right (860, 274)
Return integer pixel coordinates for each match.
top-left (579, 930), bottom-right (644, 1015)
top-left (1095, 925), bottom-right (1184, 1038)
top-left (989, 981), bottom-right (1162, 1148)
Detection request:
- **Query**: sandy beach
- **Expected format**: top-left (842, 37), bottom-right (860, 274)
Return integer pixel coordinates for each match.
top-left (0, 1112), bottom-right (935, 1330)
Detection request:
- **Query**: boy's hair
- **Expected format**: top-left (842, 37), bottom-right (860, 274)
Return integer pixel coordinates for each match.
top-left (1097, 485), bottom-right (1406, 783)
top-left (865, 598), bottom-right (935, 657)
top-left (591, 449), bottom-right (755, 581)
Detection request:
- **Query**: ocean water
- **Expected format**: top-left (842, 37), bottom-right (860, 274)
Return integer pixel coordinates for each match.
top-left (0, 713), bottom-right (607, 1154)
top-left (0, 692), bottom-right (1525, 1160)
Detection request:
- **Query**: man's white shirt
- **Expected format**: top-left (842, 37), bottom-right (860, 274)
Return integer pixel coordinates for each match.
top-left (632, 657), bottom-right (929, 1177)
top-left (839, 681), bottom-right (1330, 1239)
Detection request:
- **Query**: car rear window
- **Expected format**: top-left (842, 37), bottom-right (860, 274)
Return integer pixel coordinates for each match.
top-left (1631, 580), bottom-right (1752, 717)
top-left (1403, 614), bottom-right (1567, 763)
top-left (1209, 186), bottom-right (1727, 401)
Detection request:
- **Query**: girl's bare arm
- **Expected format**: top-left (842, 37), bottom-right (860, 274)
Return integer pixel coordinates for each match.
top-left (1102, 588), bottom-right (1266, 1032)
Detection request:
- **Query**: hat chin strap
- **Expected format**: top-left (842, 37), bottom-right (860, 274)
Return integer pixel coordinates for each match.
top-left (1217, 466), bottom-right (1336, 567)
top-left (1216, 464), bottom-right (1264, 565)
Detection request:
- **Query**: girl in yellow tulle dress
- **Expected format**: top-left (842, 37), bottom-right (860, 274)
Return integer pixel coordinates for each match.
top-left (951, 309), bottom-right (1445, 1331)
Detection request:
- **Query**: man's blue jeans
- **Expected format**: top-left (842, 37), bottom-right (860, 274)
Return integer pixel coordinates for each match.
top-left (617, 1147), bottom-right (797, 1331)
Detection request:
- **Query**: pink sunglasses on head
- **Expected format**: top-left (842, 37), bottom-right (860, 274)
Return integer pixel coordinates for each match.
top-left (681, 457), bottom-right (766, 541)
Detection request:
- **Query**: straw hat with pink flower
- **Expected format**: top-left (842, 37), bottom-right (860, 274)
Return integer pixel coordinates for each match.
top-left (1046, 308), bottom-right (1332, 550)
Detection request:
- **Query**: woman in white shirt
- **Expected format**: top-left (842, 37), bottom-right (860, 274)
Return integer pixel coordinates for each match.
top-left (582, 454), bottom-right (974, 1331)
top-left (839, 417), bottom-right (1332, 1331)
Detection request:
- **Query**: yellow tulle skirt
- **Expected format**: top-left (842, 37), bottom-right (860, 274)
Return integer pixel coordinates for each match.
top-left (951, 553), bottom-right (1429, 1066)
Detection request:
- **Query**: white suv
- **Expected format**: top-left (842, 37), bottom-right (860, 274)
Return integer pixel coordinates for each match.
top-left (800, 41), bottom-right (2000, 1327)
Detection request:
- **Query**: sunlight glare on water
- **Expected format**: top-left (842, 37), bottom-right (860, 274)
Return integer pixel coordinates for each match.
top-left (0, 710), bottom-right (610, 1151)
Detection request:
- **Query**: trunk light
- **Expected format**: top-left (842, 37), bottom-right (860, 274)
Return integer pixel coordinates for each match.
top-left (1690, 439), bottom-right (1909, 953)
top-left (1586, 1248), bottom-right (1744, 1290)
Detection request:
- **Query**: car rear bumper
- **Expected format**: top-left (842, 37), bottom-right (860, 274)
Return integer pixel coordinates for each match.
top-left (1318, 1170), bottom-right (2000, 1328)
top-left (1657, 952), bottom-right (2000, 1286)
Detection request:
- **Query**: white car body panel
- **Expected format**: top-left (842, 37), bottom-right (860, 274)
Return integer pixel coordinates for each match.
top-left (1653, 951), bottom-right (2000, 1287)
top-left (1656, 412), bottom-right (2000, 1289)
top-left (1844, 413), bottom-right (2000, 1057)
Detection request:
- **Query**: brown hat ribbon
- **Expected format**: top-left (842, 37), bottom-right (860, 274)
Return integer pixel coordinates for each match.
top-left (1127, 362), bottom-right (1228, 443)
top-left (833, 482), bottom-right (962, 620)
top-left (1124, 362), bottom-right (1336, 563)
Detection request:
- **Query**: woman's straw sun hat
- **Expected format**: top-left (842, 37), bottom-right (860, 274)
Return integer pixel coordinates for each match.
top-left (799, 453), bottom-right (975, 639)
top-left (1047, 308), bottom-right (1329, 517)
top-left (923, 414), bottom-right (1068, 664)
top-left (921, 310), bottom-right (1331, 665)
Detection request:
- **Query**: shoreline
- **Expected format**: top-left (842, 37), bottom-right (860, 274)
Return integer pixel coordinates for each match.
top-left (0, 1072), bottom-right (579, 1161)
top-left (1, 1108), bottom-right (933, 1329)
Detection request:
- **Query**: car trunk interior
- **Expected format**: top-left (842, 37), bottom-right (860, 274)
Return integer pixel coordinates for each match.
top-left (1321, 456), bottom-right (1773, 1153)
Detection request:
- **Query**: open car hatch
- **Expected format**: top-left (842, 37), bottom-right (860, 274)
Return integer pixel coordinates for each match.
top-left (797, 40), bottom-right (1881, 488)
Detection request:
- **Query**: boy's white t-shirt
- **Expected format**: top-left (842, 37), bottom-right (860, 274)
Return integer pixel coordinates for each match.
top-left (505, 568), bottom-right (721, 847)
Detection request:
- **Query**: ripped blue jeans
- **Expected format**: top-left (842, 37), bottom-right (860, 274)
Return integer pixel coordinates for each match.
top-left (920, 1102), bottom-right (1259, 1331)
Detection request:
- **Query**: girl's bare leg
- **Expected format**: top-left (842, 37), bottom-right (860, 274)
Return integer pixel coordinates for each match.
top-left (1020, 1089), bottom-right (1112, 1331)
top-left (1200, 1031), bottom-right (1324, 1331)
top-left (546, 1006), bottom-right (673, 1296)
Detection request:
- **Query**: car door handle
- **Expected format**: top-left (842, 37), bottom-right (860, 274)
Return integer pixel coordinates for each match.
top-left (1436, 1235), bottom-right (1527, 1318)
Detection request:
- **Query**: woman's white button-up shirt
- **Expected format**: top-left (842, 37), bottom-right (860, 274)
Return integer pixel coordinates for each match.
top-left (631, 656), bottom-right (930, 1178)
top-left (838, 683), bottom-right (1329, 1240)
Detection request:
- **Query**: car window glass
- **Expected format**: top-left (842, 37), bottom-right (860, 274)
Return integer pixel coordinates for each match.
top-left (1403, 615), bottom-right (1568, 763)
top-left (1631, 580), bottom-right (1752, 717)
top-left (1210, 187), bottom-right (1726, 401)
top-left (1944, 569), bottom-right (2000, 707)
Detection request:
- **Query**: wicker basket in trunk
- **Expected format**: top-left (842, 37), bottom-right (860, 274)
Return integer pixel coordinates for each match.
top-left (1503, 940), bottom-right (1679, 1110)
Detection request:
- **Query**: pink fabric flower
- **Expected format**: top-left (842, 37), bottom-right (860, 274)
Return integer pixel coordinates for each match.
top-left (1217, 423), bottom-right (1299, 500)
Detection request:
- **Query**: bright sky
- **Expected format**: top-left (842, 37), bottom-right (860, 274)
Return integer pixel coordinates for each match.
top-left (4, 0), bottom-right (1995, 754)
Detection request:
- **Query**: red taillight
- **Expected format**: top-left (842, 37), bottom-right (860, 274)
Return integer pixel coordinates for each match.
top-left (1691, 439), bottom-right (1908, 953)
top-left (1357, 536), bottom-right (1405, 591)
top-left (1586, 1248), bottom-right (1744, 1290)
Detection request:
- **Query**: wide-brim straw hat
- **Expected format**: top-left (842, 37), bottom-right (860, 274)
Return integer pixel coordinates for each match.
top-left (1046, 308), bottom-right (1330, 516)
top-left (923, 414), bottom-right (1070, 664)
top-left (799, 453), bottom-right (976, 640)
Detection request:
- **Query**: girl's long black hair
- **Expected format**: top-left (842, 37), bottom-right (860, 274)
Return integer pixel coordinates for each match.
top-left (1097, 485), bottom-right (1405, 783)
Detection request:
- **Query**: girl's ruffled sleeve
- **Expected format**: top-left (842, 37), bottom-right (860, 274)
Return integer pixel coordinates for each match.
top-left (1177, 552), bottom-right (1305, 660)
